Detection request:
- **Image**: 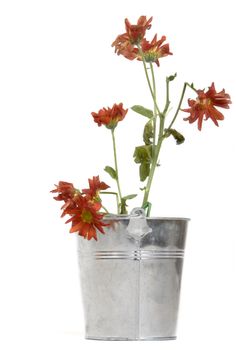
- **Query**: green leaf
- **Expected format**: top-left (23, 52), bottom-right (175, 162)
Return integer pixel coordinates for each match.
top-left (131, 105), bottom-right (153, 119)
top-left (143, 120), bottom-right (154, 145)
top-left (120, 194), bottom-right (137, 214)
top-left (120, 199), bottom-right (128, 214)
top-left (104, 166), bottom-right (117, 179)
top-left (133, 145), bottom-right (152, 164)
top-left (139, 162), bottom-right (150, 182)
top-left (165, 128), bottom-right (185, 145)
top-left (122, 194), bottom-right (137, 200)
top-left (168, 73), bottom-right (177, 81)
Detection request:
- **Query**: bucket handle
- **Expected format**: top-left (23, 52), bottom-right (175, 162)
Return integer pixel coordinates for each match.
top-left (126, 207), bottom-right (152, 241)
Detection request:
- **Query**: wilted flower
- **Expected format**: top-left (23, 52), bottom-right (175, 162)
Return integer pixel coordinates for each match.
top-left (182, 83), bottom-right (231, 130)
top-left (51, 181), bottom-right (79, 215)
top-left (92, 103), bottom-right (128, 129)
top-left (51, 181), bottom-right (76, 202)
top-left (125, 16), bottom-right (153, 44)
top-left (112, 16), bottom-right (152, 59)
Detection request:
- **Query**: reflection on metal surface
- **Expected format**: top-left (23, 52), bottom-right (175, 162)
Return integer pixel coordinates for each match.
top-left (77, 216), bottom-right (189, 341)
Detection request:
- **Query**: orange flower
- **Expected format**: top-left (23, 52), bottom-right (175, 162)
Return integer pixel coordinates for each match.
top-left (92, 103), bottom-right (128, 129)
top-left (136, 34), bottom-right (172, 66)
top-left (65, 195), bottom-right (107, 241)
top-left (82, 176), bottom-right (110, 202)
top-left (125, 16), bottom-right (153, 44)
top-left (51, 181), bottom-right (76, 201)
top-left (182, 83), bottom-right (231, 130)
top-left (51, 181), bottom-right (78, 215)
top-left (112, 16), bottom-right (152, 58)
top-left (51, 178), bottom-right (110, 240)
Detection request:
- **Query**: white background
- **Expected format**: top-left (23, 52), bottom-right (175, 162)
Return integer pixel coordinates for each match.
top-left (0, 0), bottom-right (236, 349)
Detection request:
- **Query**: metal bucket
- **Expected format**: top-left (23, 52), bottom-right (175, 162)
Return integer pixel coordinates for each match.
top-left (77, 210), bottom-right (189, 341)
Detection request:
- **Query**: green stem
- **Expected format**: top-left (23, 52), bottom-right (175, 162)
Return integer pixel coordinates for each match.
top-left (138, 52), bottom-right (164, 214)
top-left (101, 204), bottom-right (109, 213)
top-left (111, 129), bottom-right (122, 213)
top-left (166, 82), bottom-right (187, 132)
top-left (165, 82), bottom-right (197, 134)
top-left (186, 82), bottom-right (198, 92)
top-left (137, 45), bottom-right (161, 116)
top-left (150, 63), bottom-right (157, 149)
top-left (100, 191), bottom-right (119, 214)
top-left (142, 117), bottom-right (165, 209)
top-left (163, 77), bottom-right (170, 115)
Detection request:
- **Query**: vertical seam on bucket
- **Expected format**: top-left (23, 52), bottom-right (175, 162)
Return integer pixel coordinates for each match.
top-left (134, 248), bottom-right (141, 340)
top-left (138, 249), bottom-right (141, 340)
top-left (134, 248), bottom-right (139, 340)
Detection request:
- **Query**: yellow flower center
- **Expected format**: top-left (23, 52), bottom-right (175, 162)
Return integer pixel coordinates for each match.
top-left (106, 118), bottom-right (118, 130)
top-left (198, 97), bottom-right (212, 107)
top-left (143, 50), bottom-right (159, 62)
top-left (81, 209), bottom-right (93, 223)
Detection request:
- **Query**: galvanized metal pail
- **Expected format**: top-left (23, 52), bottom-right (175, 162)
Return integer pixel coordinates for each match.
top-left (77, 210), bottom-right (189, 341)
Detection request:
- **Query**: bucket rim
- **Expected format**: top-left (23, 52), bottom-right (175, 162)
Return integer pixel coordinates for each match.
top-left (103, 215), bottom-right (190, 221)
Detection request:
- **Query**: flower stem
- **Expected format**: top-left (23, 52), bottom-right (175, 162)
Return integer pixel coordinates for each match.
top-left (164, 81), bottom-right (198, 137)
top-left (138, 51), bottom-right (164, 214)
top-left (142, 117), bottom-right (165, 209)
top-left (101, 204), bottom-right (109, 213)
top-left (150, 63), bottom-right (157, 149)
top-left (142, 81), bottom-right (196, 209)
top-left (163, 77), bottom-right (170, 115)
top-left (137, 45), bottom-right (161, 116)
top-left (111, 129), bottom-right (123, 213)
top-left (100, 191), bottom-right (119, 214)
top-left (165, 82), bottom-right (187, 132)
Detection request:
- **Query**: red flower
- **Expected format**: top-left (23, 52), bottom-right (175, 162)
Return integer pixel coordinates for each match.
top-left (51, 181), bottom-right (76, 201)
top-left (135, 34), bottom-right (172, 66)
top-left (51, 178), bottom-right (110, 240)
top-left (82, 176), bottom-right (110, 201)
top-left (125, 16), bottom-right (153, 44)
top-left (112, 17), bottom-right (171, 67)
top-left (51, 181), bottom-right (79, 215)
top-left (92, 103), bottom-right (128, 129)
top-left (65, 195), bottom-right (107, 241)
top-left (112, 16), bottom-right (152, 58)
top-left (182, 83), bottom-right (231, 130)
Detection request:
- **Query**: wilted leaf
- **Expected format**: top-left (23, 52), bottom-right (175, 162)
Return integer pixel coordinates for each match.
top-left (131, 105), bottom-right (153, 119)
top-left (133, 145), bottom-right (153, 182)
top-left (143, 120), bottom-right (154, 145)
top-left (104, 166), bottom-right (117, 179)
top-left (165, 128), bottom-right (185, 145)
top-left (133, 145), bottom-right (152, 164)
top-left (139, 162), bottom-right (150, 182)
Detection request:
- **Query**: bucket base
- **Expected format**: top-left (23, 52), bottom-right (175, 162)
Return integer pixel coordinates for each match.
top-left (86, 336), bottom-right (176, 341)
